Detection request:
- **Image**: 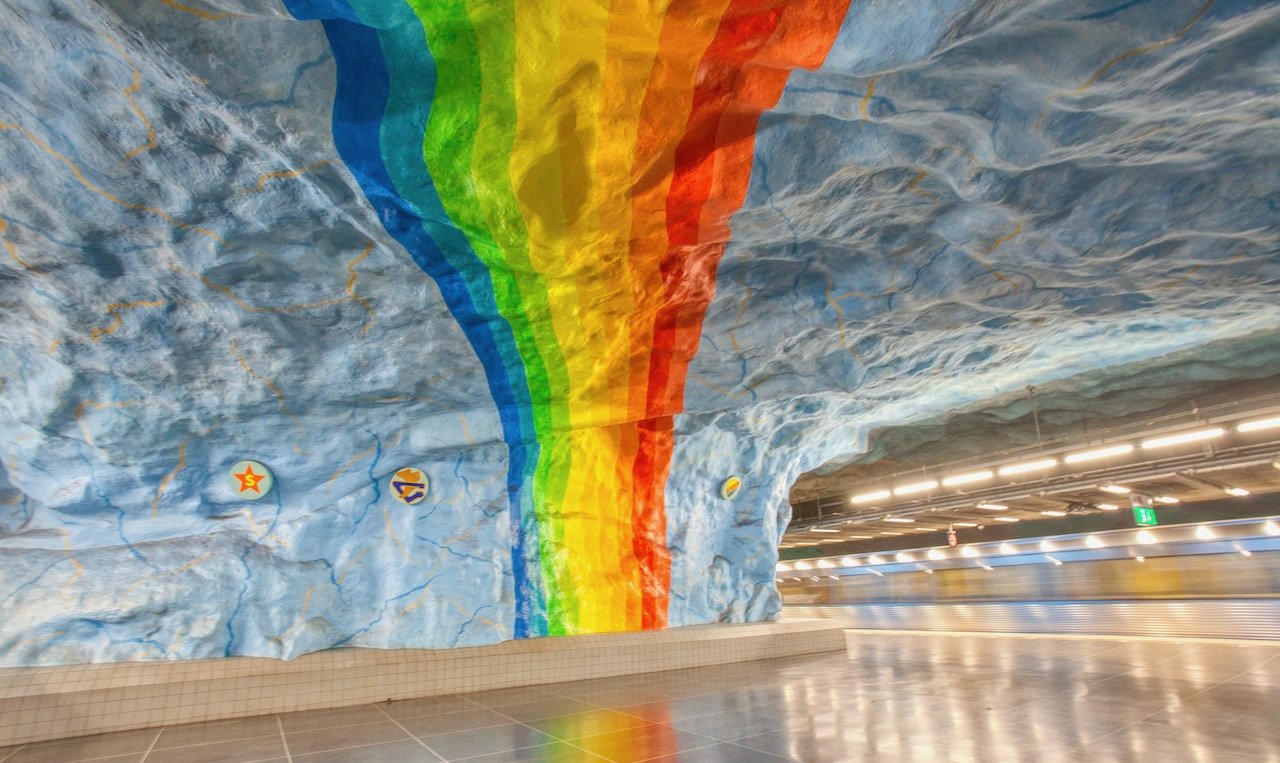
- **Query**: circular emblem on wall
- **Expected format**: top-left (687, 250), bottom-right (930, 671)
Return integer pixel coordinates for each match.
top-left (720, 476), bottom-right (742, 500)
top-left (390, 467), bottom-right (430, 505)
top-left (229, 460), bottom-right (273, 500)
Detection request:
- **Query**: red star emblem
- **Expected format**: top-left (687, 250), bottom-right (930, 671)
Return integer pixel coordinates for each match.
top-left (234, 464), bottom-right (265, 494)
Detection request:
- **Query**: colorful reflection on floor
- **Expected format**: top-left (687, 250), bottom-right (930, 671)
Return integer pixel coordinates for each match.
top-left (3, 631), bottom-right (1279, 761)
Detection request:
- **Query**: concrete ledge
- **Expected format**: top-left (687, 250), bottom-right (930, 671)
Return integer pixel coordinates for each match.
top-left (0, 619), bottom-right (845, 746)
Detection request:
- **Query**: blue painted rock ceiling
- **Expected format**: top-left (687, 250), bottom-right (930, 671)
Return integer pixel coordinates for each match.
top-left (0, 0), bottom-right (1277, 664)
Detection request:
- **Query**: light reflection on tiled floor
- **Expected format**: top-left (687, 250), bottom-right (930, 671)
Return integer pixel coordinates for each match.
top-left (3, 630), bottom-right (1279, 762)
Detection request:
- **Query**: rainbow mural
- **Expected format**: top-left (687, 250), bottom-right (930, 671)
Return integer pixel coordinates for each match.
top-left (284, 0), bottom-right (851, 638)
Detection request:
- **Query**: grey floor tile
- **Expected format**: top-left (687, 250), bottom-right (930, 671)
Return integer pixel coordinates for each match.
top-left (1139, 683), bottom-right (1280, 743)
top-left (732, 729), bottom-right (800, 758)
top-left (419, 722), bottom-right (552, 760)
top-left (495, 699), bottom-right (602, 723)
top-left (382, 696), bottom-right (470, 721)
top-left (567, 723), bottom-right (719, 763)
top-left (612, 699), bottom-right (724, 724)
top-left (397, 708), bottom-right (512, 737)
top-left (669, 710), bottom-right (783, 741)
top-left (572, 689), bottom-right (669, 709)
top-left (293, 739), bottom-right (437, 762)
top-left (454, 740), bottom-right (609, 762)
top-left (642, 742), bottom-right (789, 763)
top-left (1087, 719), bottom-right (1277, 762)
top-left (279, 706), bottom-right (387, 733)
top-left (285, 720), bottom-right (412, 756)
top-left (5, 728), bottom-right (159, 762)
top-left (144, 734), bottom-right (287, 763)
top-left (153, 716), bottom-right (282, 749)
top-left (461, 687), bottom-right (560, 709)
top-left (15, 756), bottom-right (142, 763)
top-left (522, 709), bottom-right (648, 741)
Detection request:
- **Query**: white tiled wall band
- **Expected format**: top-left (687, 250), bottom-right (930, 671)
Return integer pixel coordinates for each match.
top-left (0, 619), bottom-right (845, 746)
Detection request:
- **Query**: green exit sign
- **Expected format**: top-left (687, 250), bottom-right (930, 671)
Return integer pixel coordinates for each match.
top-left (1133, 506), bottom-right (1158, 526)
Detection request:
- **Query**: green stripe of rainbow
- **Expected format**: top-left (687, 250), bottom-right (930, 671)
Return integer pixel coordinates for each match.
top-left (285, 0), bottom-right (851, 637)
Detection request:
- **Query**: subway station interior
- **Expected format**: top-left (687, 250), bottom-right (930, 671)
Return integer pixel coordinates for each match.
top-left (1, 1), bottom-right (1278, 761)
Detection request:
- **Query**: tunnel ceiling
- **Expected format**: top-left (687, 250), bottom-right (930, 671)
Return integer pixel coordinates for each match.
top-left (0, 0), bottom-right (1277, 664)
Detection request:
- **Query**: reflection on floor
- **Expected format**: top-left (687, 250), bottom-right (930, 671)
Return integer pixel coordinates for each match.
top-left (2, 630), bottom-right (1278, 762)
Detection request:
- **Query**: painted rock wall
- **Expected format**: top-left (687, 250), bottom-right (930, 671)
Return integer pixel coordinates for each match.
top-left (0, 0), bottom-right (1277, 664)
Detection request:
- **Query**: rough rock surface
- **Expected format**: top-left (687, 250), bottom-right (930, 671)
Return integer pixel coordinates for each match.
top-left (1, 0), bottom-right (1277, 664)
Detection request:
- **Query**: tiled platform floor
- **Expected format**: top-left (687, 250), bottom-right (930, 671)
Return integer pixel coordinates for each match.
top-left (2, 630), bottom-right (1278, 762)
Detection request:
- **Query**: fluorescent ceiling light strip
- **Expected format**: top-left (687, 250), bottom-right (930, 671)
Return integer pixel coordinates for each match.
top-left (994, 516), bottom-right (1020, 522)
top-left (1238, 415), bottom-right (1280, 433)
top-left (997, 458), bottom-right (1057, 476)
top-left (1063, 443), bottom-right (1134, 463)
top-left (893, 479), bottom-right (938, 496)
top-left (810, 528), bottom-right (838, 533)
top-left (1140, 427), bottom-right (1224, 449)
top-left (1099, 484), bottom-right (1132, 494)
top-left (851, 489), bottom-right (891, 504)
top-left (884, 517), bottom-right (915, 523)
top-left (976, 503), bottom-right (1007, 510)
top-left (1040, 510), bottom-right (1066, 517)
top-left (941, 470), bottom-right (993, 486)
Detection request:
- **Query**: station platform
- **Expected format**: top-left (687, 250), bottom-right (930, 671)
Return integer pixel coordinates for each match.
top-left (2, 629), bottom-right (1276, 761)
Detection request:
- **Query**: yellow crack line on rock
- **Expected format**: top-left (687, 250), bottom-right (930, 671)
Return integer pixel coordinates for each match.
top-left (239, 507), bottom-right (265, 538)
top-left (983, 222), bottom-right (1023, 256)
top-left (8, 629), bottom-right (66, 654)
top-left (122, 549), bottom-right (215, 596)
top-left (383, 507), bottom-right (412, 562)
top-left (336, 548), bottom-right (370, 585)
top-left (74, 399), bottom-right (143, 449)
top-left (0, 219), bottom-right (39, 271)
top-left (271, 585), bottom-right (319, 643)
top-left (1156, 263), bottom-right (1203, 290)
top-left (824, 279), bottom-right (866, 361)
top-left (694, 373), bottom-right (757, 399)
top-left (92, 299), bottom-right (169, 342)
top-left (356, 394), bottom-right (439, 406)
top-left (326, 444), bottom-right (377, 495)
top-left (101, 33), bottom-right (157, 161)
top-left (398, 564), bottom-right (446, 617)
top-left (150, 439), bottom-right (187, 518)
top-left (50, 298), bottom-right (175, 353)
top-left (195, 268), bottom-right (352, 314)
top-left (229, 338), bottom-right (293, 417)
top-left (975, 223), bottom-right (1025, 294)
top-left (156, 0), bottom-right (247, 20)
top-left (454, 412), bottom-right (477, 445)
top-left (1036, 0), bottom-right (1213, 130)
top-left (0, 122), bottom-right (221, 241)
top-left (906, 170), bottom-right (939, 203)
top-left (859, 75), bottom-right (878, 119)
top-left (346, 241), bottom-right (376, 336)
top-left (235, 160), bottom-right (333, 196)
top-left (60, 529), bottom-right (85, 601)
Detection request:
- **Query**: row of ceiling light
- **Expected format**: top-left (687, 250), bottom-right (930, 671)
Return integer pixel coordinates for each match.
top-left (848, 414), bottom-right (1280, 505)
top-left (778, 519), bottom-right (1280, 577)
